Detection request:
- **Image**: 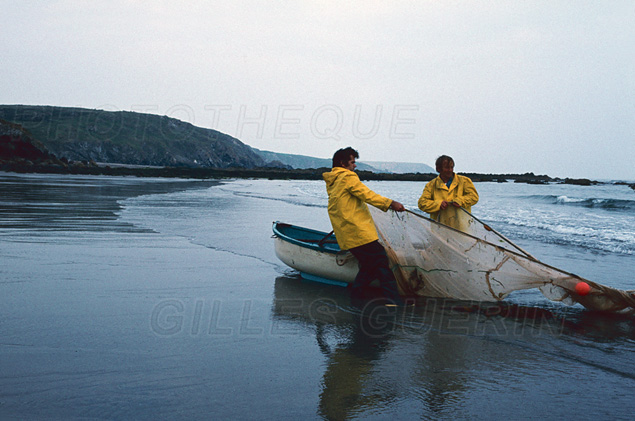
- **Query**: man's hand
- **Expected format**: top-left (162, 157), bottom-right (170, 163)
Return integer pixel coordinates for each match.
top-left (441, 201), bottom-right (460, 210)
top-left (390, 201), bottom-right (405, 212)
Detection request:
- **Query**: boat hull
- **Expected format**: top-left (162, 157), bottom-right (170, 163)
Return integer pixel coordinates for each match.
top-left (273, 222), bottom-right (359, 286)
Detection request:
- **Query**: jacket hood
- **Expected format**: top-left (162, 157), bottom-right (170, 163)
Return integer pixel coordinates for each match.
top-left (323, 167), bottom-right (349, 187)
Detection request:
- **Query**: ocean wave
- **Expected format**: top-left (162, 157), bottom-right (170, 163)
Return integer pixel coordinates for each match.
top-left (490, 216), bottom-right (635, 255)
top-left (230, 190), bottom-right (326, 208)
top-left (527, 195), bottom-right (635, 211)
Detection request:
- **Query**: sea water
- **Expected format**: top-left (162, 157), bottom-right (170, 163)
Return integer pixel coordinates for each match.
top-left (122, 178), bottom-right (635, 291)
top-left (1, 173), bottom-right (634, 419)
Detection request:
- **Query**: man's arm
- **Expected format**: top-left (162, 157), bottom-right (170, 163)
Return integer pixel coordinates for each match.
top-left (345, 172), bottom-right (398, 212)
top-left (452, 176), bottom-right (479, 208)
top-left (418, 180), bottom-right (442, 213)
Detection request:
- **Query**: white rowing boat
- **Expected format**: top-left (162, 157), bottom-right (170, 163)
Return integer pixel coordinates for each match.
top-left (272, 222), bottom-right (357, 286)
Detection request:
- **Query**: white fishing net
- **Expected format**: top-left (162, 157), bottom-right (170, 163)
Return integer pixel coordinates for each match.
top-left (369, 206), bottom-right (635, 314)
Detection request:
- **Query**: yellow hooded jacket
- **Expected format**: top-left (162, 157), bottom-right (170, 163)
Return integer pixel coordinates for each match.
top-left (323, 167), bottom-right (392, 250)
top-left (418, 173), bottom-right (479, 220)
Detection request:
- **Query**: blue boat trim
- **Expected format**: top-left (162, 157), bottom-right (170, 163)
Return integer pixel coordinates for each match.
top-left (300, 272), bottom-right (349, 287)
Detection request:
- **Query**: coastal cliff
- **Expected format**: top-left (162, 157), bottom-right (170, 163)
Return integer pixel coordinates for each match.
top-left (0, 105), bottom-right (270, 169)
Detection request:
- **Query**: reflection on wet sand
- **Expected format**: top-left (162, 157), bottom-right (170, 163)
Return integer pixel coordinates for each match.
top-left (272, 277), bottom-right (401, 419)
top-left (271, 276), bottom-right (635, 419)
top-left (272, 277), bottom-right (475, 418)
top-left (0, 173), bottom-right (217, 232)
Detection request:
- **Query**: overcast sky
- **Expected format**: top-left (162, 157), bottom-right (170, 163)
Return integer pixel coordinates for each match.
top-left (2, 1), bottom-right (634, 180)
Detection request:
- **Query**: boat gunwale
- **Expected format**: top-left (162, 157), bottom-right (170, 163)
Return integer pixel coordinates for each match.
top-left (272, 221), bottom-right (341, 255)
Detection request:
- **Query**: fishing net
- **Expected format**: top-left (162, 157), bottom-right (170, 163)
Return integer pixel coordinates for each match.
top-left (369, 206), bottom-right (635, 314)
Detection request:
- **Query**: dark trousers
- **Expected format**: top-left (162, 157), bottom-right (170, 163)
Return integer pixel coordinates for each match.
top-left (349, 240), bottom-right (403, 305)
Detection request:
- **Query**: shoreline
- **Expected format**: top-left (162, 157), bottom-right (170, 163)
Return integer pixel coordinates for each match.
top-left (2, 161), bottom-right (632, 188)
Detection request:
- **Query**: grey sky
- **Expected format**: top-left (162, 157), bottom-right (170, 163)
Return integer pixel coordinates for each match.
top-left (2, 1), bottom-right (634, 180)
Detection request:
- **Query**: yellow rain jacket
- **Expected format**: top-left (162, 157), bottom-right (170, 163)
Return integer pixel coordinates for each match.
top-left (418, 173), bottom-right (479, 220)
top-left (323, 167), bottom-right (392, 250)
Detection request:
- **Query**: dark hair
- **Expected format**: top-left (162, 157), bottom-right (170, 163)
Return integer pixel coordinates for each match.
top-left (332, 147), bottom-right (359, 168)
top-left (435, 155), bottom-right (454, 173)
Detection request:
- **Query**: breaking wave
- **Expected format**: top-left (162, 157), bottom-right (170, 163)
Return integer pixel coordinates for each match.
top-left (527, 195), bottom-right (635, 212)
top-left (485, 212), bottom-right (635, 255)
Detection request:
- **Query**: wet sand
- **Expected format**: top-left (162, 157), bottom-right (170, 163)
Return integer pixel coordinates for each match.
top-left (1, 173), bottom-right (634, 420)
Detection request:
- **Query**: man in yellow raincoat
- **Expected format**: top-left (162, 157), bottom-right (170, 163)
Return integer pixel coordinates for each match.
top-left (323, 147), bottom-right (405, 305)
top-left (418, 155), bottom-right (479, 221)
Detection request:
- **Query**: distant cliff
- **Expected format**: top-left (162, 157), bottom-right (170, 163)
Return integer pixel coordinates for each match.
top-left (364, 161), bottom-right (435, 174)
top-left (252, 150), bottom-right (436, 174)
top-left (0, 105), bottom-right (269, 169)
top-left (253, 148), bottom-right (379, 171)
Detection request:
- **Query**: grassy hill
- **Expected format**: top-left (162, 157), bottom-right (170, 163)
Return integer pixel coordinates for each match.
top-left (0, 105), bottom-right (441, 174)
top-left (0, 105), bottom-right (267, 168)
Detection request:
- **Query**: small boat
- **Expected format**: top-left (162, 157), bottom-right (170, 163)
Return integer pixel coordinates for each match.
top-left (272, 222), bottom-right (358, 286)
